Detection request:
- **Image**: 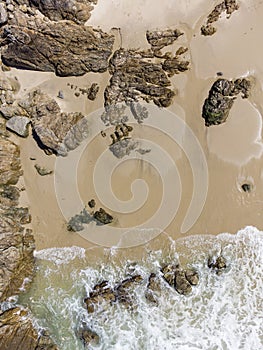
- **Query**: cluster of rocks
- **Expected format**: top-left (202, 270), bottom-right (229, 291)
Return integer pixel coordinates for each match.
top-left (0, 88), bottom-right (89, 156)
top-left (104, 28), bottom-right (189, 109)
top-left (201, 0), bottom-right (239, 36)
top-left (0, 121), bottom-right (59, 349)
top-left (202, 78), bottom-right (251, 126)
top-left (208, 255), bottom-right (227, 275)
top-left (67, 82), bottom-right (100, 101)
top-left (109, 123), bottom-right (133, 145)
top-left (67, 199), bottom-right (114, 231)
top-left (0, 8), bottom-right (115, 77)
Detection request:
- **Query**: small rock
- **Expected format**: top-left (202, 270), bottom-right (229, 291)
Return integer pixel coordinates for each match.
top-left (145, 273), bottom-right (162, 305)
top-left (161, 264), bottom-right (178, 286)
top-left (208, 255), bottom-right (227, 274)
top-left (57, 90), bottom-right (64, 99)
top-left (77, 324), bottom-right (100, 348)
top-left (93, 208), bottom-right (113, 225)
top-left (88, 83), bottom-right (99, 101)
top-left (241, 183), bottom-right (251, 193)
top-left (34, 164), bottom-right (53, 176)
top-left (174, 270), bottom-right (192, 295)
top-left (88, 199), bottom-right (96, 208)
top-left (84, 281), bottom-right (116, 313)
top-left (6, 116), bottom-right (31, 138)
top-left (6, 4), bottom-right (14, 12)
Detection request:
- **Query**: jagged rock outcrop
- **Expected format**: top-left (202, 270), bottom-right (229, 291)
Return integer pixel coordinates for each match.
top-left (201, 0), bottom-right (239, 36)
top-left (145, 273), bottom-right (162, 305)
top-left (202, 78), bottom-right (251, 126)
top-left (0, 10), bottom-right (114, 76)
top-left (208, 255), bottom-right (227, 275)
top-left (76, 323), bottom-right (100, 348)
top-left (0, 125), bottom-right (35, 302)
top-left (0, 307), bottom-right (59, 350)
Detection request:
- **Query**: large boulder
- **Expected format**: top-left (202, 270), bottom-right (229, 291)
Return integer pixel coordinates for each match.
top-left (1, 11), bottom-right (114, 76)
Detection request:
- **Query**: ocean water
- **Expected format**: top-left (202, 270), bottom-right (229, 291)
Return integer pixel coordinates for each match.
top-left (18, 226), bottom-right (263, 350)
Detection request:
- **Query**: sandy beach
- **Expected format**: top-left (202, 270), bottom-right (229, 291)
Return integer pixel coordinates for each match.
top-left (1, 0), bottom-right (258, 250)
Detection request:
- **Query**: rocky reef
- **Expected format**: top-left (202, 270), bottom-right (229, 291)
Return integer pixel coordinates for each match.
top-left (0, 307), bottom-right (58, 350)
top-left (0, 9), bottom-right (114, 76)
top-left (201, 0), bottom-right (239, 36)
top-left (202, 78), bottom-right (251, 126)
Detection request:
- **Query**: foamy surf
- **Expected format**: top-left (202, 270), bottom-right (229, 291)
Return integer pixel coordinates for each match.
top-left (19, 226), bottom-right (263, 350)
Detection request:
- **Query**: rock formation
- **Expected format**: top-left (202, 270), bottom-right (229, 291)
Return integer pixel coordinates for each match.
top-left (202, 78), bottom-right (251, 126)
top-left (0, 10), bottom-right (114, 76)
top-left (201, 0), bottom-right (239, 36)
top-left (0, 307), bottom-right (58, 350)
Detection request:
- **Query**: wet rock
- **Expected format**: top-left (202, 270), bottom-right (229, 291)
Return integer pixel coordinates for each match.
top-left (184, 269), bottom-right (199, 286)
top-left (0, 307), bottom-right (59, 350)
top-left (202, 78), bottom-right (251, 126)
top-left (116, 275), bottom-right (143, 308)
top-left (34, 164), bottom-right (53, 176)
top-left (1, 11), bottom-right (114, 76)
top-left (30, 0), bottom-right (98, 24)
top-left (110, 123), bottom-right (133, 145)
top-left (6, 116), bottom-right (30, 137)
top-left (161, 264), bottom-right (178, 286)
top-left (0, 3), bottom-right (8, 25)
top-left (174, 270), bottom-right (192, 295)
top-left (201, 0), bottom-right (239, 36)
top-left (84, 281), bottom-right (116, 313)
top-left (145, 273), bottom-right (162, 305)
top-left (93, 208), bottom-right (113, 225)
top-left (162, 56), bottom-right (190, 77)
top-left (77, 324), bottom-right (100, 348)
top-left (88, 199), bottom-right (96, 208)
top-left (208, 255), bottom-right (227, 275)
top-left (105, 48), bottom-right (175, 108)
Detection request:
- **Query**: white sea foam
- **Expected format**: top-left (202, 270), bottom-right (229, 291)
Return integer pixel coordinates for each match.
top-left (20, 226), bottom-right (263, 350)
top-left (34, 246), bottom-right (86, 265)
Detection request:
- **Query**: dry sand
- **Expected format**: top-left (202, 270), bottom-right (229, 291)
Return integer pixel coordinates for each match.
top-left (4, 0), bottom-right (263, 249)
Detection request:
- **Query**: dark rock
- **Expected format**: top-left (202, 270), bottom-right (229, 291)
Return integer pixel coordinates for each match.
top-left (161, 264), bottom-right (178, 286)
top-left (110, 123), bottom-right (133, 145)
top-left (201, 0), bottom-right (239, 36)
top-left (0, 307), bottom-right (59, 350)
top-left (145, 273), bottom-right (162, 305)
top-left (1, 11), bottom-right (114, 76)
top-left (241, 183), bottom-right (251, 193)
top-left (93, 208), bottom-right (113, 225)
top-left (88, 83), bottom-right (99, 101)
top-left (162, 56), bottom-right (190, 76)
top-left (88, 199), bottom-right (96, 208)
top-left (202, 78), bottom-right (251, 126)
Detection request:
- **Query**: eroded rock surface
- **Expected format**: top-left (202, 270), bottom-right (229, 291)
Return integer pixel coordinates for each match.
top-left (0, 307), bottom-right (58, 350)
top-left (76, 324), bottom-right (100, 348)
top-left (1, 10), bottom-right (114, 76)
top-left (201, 0), bottom-right (239, 36)
top-left (202, 78), bottom-right (251, 126)
top-left (145, 273), bottom-right (162, 305)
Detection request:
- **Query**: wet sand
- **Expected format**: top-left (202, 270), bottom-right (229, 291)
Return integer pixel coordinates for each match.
top-left (6, 0), bottom-right (263, 249)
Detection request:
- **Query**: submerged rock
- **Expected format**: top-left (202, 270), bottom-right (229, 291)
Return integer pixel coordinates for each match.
top-left (202, 78), bottom-right (251, 126)
top-left (1, 11), bottom-right (114, 76)
top-left (6, 116), bottom-right (30, 137)
top-left (208, 255), bottom-right (227, 274)
top-left (115, 275), bottom-right (143, 309)
top-left (0, 307), bottom-right (59, 350)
